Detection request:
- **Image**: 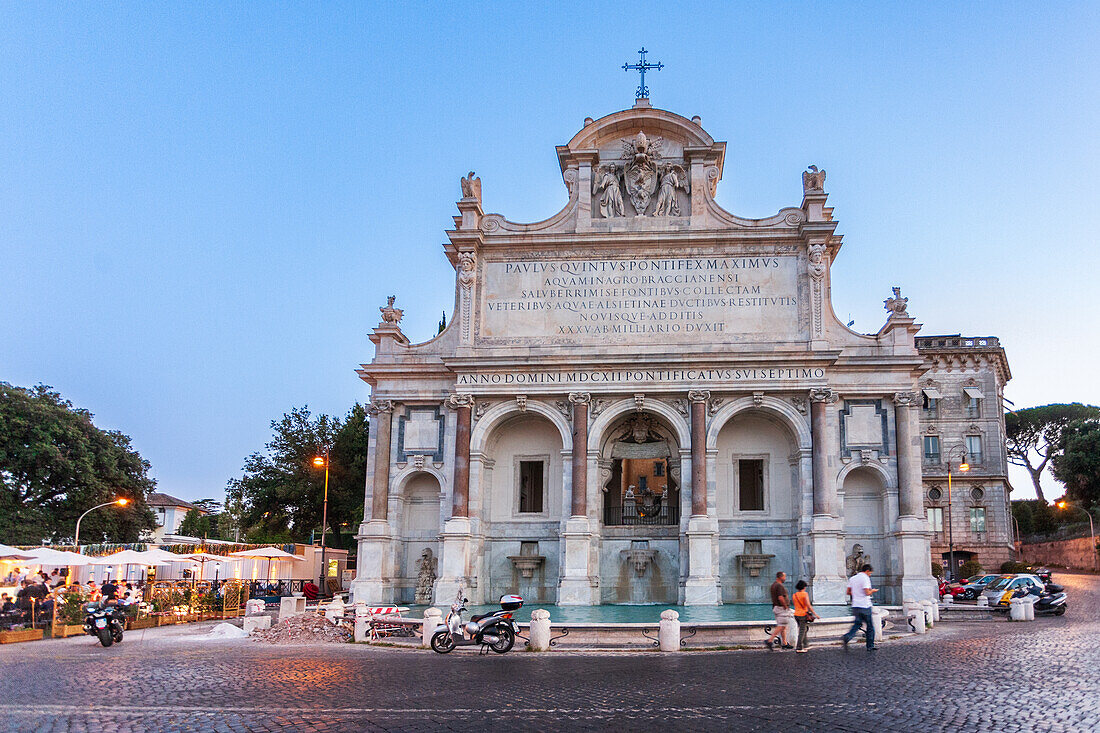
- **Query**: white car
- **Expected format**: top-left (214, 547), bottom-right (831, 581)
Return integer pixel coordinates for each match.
top-left (981, 574), bottom-right (1046, 607)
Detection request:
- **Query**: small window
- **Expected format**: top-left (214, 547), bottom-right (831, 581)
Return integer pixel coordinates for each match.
top-left (921, 389), bottom-right (940, 417)
top-left (653, 461), bottom-right (665, 477)
top-left (970, 486), bottom-right (985, 501)
top-left (964, 388), bottom-right (983, 418)
top-left (927, 507), bottom-right (944, 531)
top-left (738, 459), bottom-right (765, 511)
top-left (969, 507), bottom-right (986, 533)
top-left (923, 435), bottom-right (941, 463)
top-left (518, 460), bottom-right (544, 513)
top-left (965, 435), bottom-right (983, 465)
top-left (928, 487), bottom-right (942, 501)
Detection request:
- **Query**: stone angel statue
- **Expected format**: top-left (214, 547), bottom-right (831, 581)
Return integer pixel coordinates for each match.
top-left (592, 163), bottom-right (625, 218)
top-left (653, 163), bottom-right (689, 217)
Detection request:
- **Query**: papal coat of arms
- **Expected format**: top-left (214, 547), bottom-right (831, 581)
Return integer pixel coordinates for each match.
top-left (622, 131), bottom-right (663, 214)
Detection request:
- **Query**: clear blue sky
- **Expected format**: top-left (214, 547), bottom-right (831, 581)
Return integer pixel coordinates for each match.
top-left (3, 3), bottom-right (1097, 502)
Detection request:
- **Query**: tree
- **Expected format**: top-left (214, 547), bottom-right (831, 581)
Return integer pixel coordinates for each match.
top-left (0, 382), bottom-right (157, 544)
top-left (1051, 419), bottom-right (1100, 509)
top-left (1005, 404), bottom-right (1100, 503)
top-left (177, 507), bottom-right (212, 538)
top-left (228, 405), bottom-right (368, 548)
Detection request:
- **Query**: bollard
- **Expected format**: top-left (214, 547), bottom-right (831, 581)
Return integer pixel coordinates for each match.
top-left (324, 597), bottom-right (345, 624)
top-left (871, 608), bottom-right (889, 643)
top-left (1008, 598), bottom-right (1026, 621)
top-left (919, 600), bottom-right (935, 628)
top-left (422, 608), bottom-right (442, 648)
top-left (353, 605), bottom-right (371, 642)
top-left (658, 609), bottom-right (681, 651)
top-left (942, 593), bottom-right (953, 605)
top-left (784, 609), bottom-right (798, 645)
top-left (1023, 596), bottom-right (1036, 621)
top-left (976, 596), bottom-right (989, 607)
top-left (907, 607), bottom-right (926, 634)
top-left (926, 599), bottom-right (940, 623)
top-left (529, 609), bottom-right (551, 651)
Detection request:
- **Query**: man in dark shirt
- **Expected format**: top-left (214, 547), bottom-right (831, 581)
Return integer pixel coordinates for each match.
top-left (100, 580), bottom-right (119, 603)
top-left (764, 571), bottom-right (792, 650)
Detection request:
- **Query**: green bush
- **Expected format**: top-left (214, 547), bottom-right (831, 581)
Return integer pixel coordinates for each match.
top-left (58, 588), bottom-right (87, 625)
top-left (958, 560), bottom-right (983, 579)
top-left (931, 562), bottom-right (943, 578)
top-left (1000, 561), bottom-right (1029, 574)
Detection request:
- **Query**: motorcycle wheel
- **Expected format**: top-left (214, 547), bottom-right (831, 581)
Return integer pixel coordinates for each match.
top-left (1055, 605), bottom-right (1066, 616)
top-left (97, 627), bottom-right (113, 647)
top-left (488, 625), bottom-right (515, 654)
top-left (113, 628), bottom-right (124, 643)
top-left (430, 631), bottom-right (456, 654)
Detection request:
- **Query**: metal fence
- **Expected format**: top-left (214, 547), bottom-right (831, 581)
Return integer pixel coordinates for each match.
top-left (603, 502), bottom-right (680, 526)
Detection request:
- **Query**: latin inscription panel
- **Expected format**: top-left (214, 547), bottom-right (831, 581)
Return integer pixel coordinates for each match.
top-left (478, 255), bottom-right (802, 344)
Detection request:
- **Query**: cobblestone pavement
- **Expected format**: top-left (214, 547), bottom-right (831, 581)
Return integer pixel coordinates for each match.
top-left (2, 572), bottom-right (1097, 733)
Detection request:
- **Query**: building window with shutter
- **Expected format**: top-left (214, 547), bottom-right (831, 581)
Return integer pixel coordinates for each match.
top-left (965, 435), bottom-right (983, 465)
top-left (927, 506), bottom-right (944, 532)
top-left (923, 435), bottom-right (941, 464)
top-left (964, 387), bottom-right (983, 418)
top-left (969, 506), bottom-right (986, 534)
top-left (921, 388), bottom-right (941, 418)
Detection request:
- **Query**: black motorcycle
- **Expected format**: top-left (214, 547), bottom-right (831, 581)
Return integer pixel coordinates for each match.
top-left (83, 602), bottom-right (125, 647)
top-left (430, 594), bottom-right (522, 654)
top-left (1033, 583), bottom-right (1068, 616)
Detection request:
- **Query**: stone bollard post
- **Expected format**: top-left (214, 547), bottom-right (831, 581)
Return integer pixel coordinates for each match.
top-left (529, 609), bottom-right (551, 651)
top-left (422, 608), bottom-right (442, 648)
top-left (942, 593), bottom-right (953, 604)
top-left (785, 610), bottom-right (798, 645)
top-left (1023, 596), bottom-right (1036, 621)
top-left (905, 601), bottom-right (926, 634)
top-left (1008, 597), bottom-right (1026, 621)
top-left (976, 596), bottom-right (989, 607)
top-left (324, 597), bottom-right (345, 624)
top-left (353, 605), bottom-right (372, 642)
top-left (658, 609), bottom-right (681, 652)
top-left (926, 599), bottom-right (940, 623)
top-left (919, 600), bottom-right (935, 628)
top-left (871, 608), bottom-right (889, 643)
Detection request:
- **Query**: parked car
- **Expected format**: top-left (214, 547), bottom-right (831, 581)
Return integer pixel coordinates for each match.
top-left (956, 574), bottom-right (1001, 600)
top-left (982, 575), bottom-right (1047, 608)
top-left (1026, 566), bottom-right (1053, 583)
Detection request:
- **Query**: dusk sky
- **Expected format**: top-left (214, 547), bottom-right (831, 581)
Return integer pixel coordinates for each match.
top-left (3, 3), bottom-right (1097, 503)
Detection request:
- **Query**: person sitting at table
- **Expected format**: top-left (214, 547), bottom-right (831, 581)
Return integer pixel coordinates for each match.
top-left (49, 569), bottom-right (66, 588)
top-left (0, 593), bottom-right (16, 614)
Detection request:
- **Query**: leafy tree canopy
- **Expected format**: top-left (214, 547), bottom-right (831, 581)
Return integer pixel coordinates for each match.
top-left (0, 382), bottom-right (157, 545)
top-left (1051, 418), bottom-right (1100, 510)
top-left (228, 404), bottom-right (368, 549)
top-left (1005, 403), bottom-right (1100, 502)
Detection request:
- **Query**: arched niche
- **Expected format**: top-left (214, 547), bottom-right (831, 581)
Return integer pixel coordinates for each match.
top-left (840, 467), bottom-right (892, 590)
top-left (596, 409), bottom-right (683, 528)
top-left (713, 409), bottom-right (802, 521)
top-left (395, 471), bottom-right (442, 605)
top-left (479, 411), bottom-right (565, 523)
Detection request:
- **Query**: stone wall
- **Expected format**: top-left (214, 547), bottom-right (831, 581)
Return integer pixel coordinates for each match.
top-left (1020, 536), bottom-right (1099, 571)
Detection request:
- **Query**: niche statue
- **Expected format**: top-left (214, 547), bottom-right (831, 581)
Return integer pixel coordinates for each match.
top-left (845, 543), bottom-right (870, 578)
top-left (415, 548), bottom-right (437, 604)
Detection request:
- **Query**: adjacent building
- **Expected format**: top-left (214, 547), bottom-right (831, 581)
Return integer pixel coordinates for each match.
top-left (351, 98), bottom-right (1013, 607)
top-left (146, 492), bottom-right (202, 542)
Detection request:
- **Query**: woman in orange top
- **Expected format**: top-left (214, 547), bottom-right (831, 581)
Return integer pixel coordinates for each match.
top-left (792, 580), bottom-right (818, 653)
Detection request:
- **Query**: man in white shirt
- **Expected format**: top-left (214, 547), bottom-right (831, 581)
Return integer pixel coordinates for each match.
top-left (841, 563), bottom-right (878, 650)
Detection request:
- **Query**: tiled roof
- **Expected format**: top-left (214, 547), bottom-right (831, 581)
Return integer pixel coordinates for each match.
top-left (146, 492), bottom-right (197, 510)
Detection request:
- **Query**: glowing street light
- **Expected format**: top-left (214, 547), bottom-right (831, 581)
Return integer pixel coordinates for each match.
top-left (311, 450), bottom-right (331, 594)
top-left (945, 446), bottom-right (970, 581)
top-left (74, 498), bottom-right (130, 547)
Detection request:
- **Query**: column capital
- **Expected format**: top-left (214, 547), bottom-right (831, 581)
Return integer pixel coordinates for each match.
top-left (687, 389), bottom-right (710, 404)
top-left (567, 392), bottom-right (591, 405)
top-left (809, 388), bottom-right (838, 404)
top-left (893, 391), bottom-right (918, 406)
top-left (446, 393), bottom-right (474, 410)
top-left (367, 399), bottom-right (395, 416)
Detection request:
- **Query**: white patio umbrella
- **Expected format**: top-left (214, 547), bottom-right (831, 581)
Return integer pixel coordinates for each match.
top-left (24, 547), bottom-right (94, 566)
top-left (89, 549), bottom-right (169, 582)
top-left (0, 544), bottom-right (36, 561)
top-left (182, 552), bottom-right (232, 581)
top-left (228, 547), bottom-right (303, 585)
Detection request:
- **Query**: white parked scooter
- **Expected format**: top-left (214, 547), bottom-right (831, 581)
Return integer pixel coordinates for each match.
top-left (430, 593), bottom-right (523, 654)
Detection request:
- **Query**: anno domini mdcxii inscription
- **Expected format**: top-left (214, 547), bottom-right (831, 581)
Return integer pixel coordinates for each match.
top-left (479, 254), bottom-right (802, 344)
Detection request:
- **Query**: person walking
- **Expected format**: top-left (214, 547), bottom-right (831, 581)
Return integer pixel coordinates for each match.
top-left (792, 580), bottom-right (818, 653)
top-left (841, 563), bottom-right (878, 650)
top-left (764, 571), bottom-right (793, 650)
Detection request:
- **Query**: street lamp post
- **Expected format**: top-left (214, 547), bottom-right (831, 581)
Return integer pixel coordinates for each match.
top-left (312, 451), bottom-right (330, 594)
top-left (74, 498), bottom-right (129, 547)
top-left (1057, 500), bottom-right (1097, 571)
top-left (945, 446), bottom-right (970, 582)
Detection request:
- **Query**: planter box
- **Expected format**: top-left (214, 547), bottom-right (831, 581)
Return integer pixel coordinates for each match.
top-left (156, 615), bottom-right (177, 626)
top-left (0, 628), bottom-right (44, 644)
top-left (53, 624), bottom-right (85, 638)
top-left (126, 618), bottom-right (156, 630)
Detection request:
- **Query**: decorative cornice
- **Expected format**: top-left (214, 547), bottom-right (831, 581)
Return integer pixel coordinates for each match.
top-left (687, 390), bottom-right (710, 404)
top-left (809, 388), bottom-right (837, 404)
top-left (893, 391), bottom-right (917, 407)
top-left (366, 399), bottom-right (395, 416)
top-left (567, 392), bottom-right (591, 405)
top-left (446, 393), bottom-right (474, 410)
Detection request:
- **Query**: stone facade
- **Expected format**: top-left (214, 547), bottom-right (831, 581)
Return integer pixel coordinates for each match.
top-left (916, 336), bottom-right (1015, 577)
top-left (351, 99), bottom-right (1012, 607)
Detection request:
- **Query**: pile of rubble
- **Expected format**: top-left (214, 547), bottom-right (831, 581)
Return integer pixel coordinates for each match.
top-left (253, 613), bottom-right (352, 644)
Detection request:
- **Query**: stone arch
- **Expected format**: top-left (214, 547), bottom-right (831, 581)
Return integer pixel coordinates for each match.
top-left (706, 395), bottom-right (811, 451)
top-left (393, 470), bottom-right (443, 605)
top-left (835, 459), bottom-right (896, 492)
top-left (587, 397), bottom-right (690, 452)
top-left (840, 466), bottom-right (892, 597)
top-left (470, 399), bottom-right (572, 454)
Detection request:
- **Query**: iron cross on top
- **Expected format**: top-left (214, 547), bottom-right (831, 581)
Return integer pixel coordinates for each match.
top-left (623, 47), bottom-right (663, 99)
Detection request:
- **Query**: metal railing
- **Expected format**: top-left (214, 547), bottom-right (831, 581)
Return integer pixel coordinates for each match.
top-left (603, 502), bottom-right (680, 526)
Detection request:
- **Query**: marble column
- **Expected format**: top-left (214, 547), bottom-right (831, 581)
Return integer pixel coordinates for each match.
top-left (808, 388), bottom-right (845, 603)
top-left (437, 393), bottom-right (475, 605)
top-left (689, 392), bottom-right (707, 517)
top-left (349, 399), bottom-right (396, 605)
top-left (894, 392), bottom-right (921, 517)
top-left (558, 392), bottom-right (597, 605)
top-left (809, 389), bottom-right (836, 516)
top-left (370, 401), bottom-right (395, 522)
top-left (570, 394), bottom-right (588, 517)
top-left (893, 391), bottom-right (937, 603)
top-left (683, 390), bottom-right (719, 605)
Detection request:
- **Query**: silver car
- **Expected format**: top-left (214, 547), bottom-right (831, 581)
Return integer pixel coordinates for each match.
top-left (981, 574), bottom-right (1046, 607)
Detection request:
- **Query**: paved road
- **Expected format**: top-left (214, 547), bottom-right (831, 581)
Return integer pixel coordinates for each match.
top-left (2, 573), bottom-right (1097, 733)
